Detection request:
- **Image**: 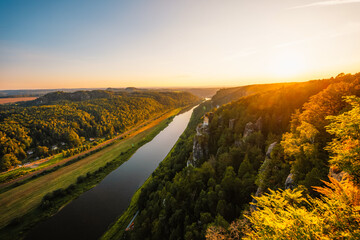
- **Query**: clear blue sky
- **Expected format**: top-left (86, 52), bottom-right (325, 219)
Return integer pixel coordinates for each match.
top-left (1, 0), bottom-right (360, 89)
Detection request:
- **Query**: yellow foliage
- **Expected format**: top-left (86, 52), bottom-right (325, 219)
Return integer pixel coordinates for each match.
top-left (206, 176), bottom-right (360, 240)
top-left (325, 96), bottom-right (360, 183)
top-left (281, 121), bottom-right (319, 159)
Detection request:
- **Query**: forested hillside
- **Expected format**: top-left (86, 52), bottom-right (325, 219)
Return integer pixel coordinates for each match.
top-left (107, 87), bottom-right (219, 99)
top-left (211, 82), bottom-right (291, 106)
top-left (123, 73), bottom-right (360, 240)
top-left (0, 90), bottom-right (199, 171)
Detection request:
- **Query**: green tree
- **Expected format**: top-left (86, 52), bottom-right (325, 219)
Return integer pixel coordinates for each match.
top-left (325, 96), bottom-right (360, 183)
top-left (36, 146), bottom-right (49, 157)
top-left (0, 153), bottom-right (20, 171)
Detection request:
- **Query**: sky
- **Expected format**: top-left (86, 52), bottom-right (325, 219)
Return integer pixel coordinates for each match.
top-left (0, 0), bottom-right (360, 90)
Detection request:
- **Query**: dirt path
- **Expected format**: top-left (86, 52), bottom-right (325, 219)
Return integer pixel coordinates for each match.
top-left (0, 110), bottom-right (175, 189)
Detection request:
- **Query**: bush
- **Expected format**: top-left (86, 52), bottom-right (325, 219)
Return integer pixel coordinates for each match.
top-left (40, 200), bottom-right (52, 210)
top-left (52, 188), bottom-right (65, 198)
top-left (66, 184), bottom-right (76, 192)
top-left (77, 175), bottom-right (85, 184)
top-left (42, 192), bottom-right (54, 201)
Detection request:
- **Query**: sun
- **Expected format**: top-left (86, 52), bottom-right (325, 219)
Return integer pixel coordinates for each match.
top-left (270, 49), bottom-right (306, 78)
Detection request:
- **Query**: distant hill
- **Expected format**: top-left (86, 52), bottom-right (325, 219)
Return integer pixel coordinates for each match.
top-left (211, 82), bottom-right (296, 106)
top-left (30, 90), bottom-right (114, 105)
top-left (0, 87), bottom-right (219, 99)
top-left (0, 88), bottom-right (104, 98)
top-left (107, 87), bottom-right (219, 98)
top-left (169, 88), bottom-right (219, 98)
top-left (26, 89), bottom-right (203, 106)
top-left (210, 79), bottom-right (347, 107)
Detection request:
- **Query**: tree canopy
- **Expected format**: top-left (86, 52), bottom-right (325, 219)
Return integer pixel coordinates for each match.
top-left (0, 90), bottom-right (199, 171)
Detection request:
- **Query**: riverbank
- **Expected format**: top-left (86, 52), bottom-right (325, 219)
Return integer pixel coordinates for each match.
top-left (0, 107), bottom-right (184, 240)
top-left (101, 176), bottom-right (152, 240)
top-left (101, 101), bottom-right (211, 240)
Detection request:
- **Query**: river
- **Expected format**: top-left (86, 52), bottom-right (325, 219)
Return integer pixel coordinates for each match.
top-left (26, 106), bottom-right (197, 240)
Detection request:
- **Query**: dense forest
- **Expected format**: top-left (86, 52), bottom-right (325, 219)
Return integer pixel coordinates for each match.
top-left (122, 73), bottom-right (360, 240)
top-left (0, 90), bottom-right (199, 171)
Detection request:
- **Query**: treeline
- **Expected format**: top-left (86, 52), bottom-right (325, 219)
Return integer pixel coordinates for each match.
top-left (123, 73), bottom-right (360, 239)
top-left (0, 90), bottom-right (199, 171)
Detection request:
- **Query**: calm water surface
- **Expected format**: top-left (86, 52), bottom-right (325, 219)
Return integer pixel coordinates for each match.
top-left (26, 106), bottom-right (196, 240)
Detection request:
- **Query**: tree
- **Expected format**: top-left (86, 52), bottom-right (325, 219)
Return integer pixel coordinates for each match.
top-left (36, 146), bottom-right (49, 158)
top-left (0, 154), bottom-right (20, 171)
top-left (325, 95), bottom-right (360, 183)
top-left (281, 121), bottom-right (319, 159)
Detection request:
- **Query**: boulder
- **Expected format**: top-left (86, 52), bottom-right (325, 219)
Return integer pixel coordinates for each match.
top-left (266, 142), bottom-right (277, 158)
top-left (329, 167), bottom-right (345, 182)
top-left (243, 117), bottom-right (262, 138)
top-left (285, 173), bottom-right (295, 190)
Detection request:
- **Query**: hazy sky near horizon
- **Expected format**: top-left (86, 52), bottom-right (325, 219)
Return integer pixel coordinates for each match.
top-left (1, 0), bottom-right (360, 90)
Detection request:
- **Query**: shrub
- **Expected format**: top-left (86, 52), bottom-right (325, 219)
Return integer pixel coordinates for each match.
top-left (77, 175), bottom-right (85, 184)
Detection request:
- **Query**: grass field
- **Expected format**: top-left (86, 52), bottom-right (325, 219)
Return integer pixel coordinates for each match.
top-left (0, 154), bottom-right (64, 184)
top-left (0, 97), bottom-right (37, 104)
top-left (0, 108), bottom-right (181, 233)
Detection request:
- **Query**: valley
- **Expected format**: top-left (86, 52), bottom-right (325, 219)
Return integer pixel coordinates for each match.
top-left (2, 1), bottom-right (360, 238)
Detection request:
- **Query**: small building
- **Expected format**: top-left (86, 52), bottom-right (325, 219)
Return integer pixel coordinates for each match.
top-left (27, 150), bottom-right (34, 155)
top-left (89, 138), bottom-right (95, 142)
top-left (51, 145), bottom-right (58, 151)
top-left (203, 116), bottom-right (209, 126)
top-left (203, 112), bottom-right (214, 126)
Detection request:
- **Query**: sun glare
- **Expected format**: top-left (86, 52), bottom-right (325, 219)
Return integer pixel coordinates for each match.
top-left (270, 50), bottom-right (306, 78)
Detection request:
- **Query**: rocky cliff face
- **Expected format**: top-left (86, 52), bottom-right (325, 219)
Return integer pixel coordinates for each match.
top-left (254, 142), bottom-right (277, 197)
top-left (285, 173), bottom-right (295, 190)
top-left (187, 113), bottom-right (211, 167)
top-left (251, 141), bottom-right (277, 210)
top-left (266, 142), bottom-right (277, 158)
top-left (243, 117), bottom-right (262, 138)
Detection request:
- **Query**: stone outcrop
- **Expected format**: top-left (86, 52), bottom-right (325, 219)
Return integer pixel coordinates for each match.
top-left (229, 119), bottom-right (236, 131)
top-left (329, 167), bottom-right (345, 182)
top-left (187, 113), bottom-right (211, 167)
top-left (285, 173), bottom-right (295, 190)
top-left (251, 141), bottom-right (277, 210)
top-left (243, 117), bottom-right (262, 138)
top-left (266, 142), bottom-right (277, 158)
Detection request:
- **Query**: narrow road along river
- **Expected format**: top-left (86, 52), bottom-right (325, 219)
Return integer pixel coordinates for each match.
top-left (26, 106), bottom-right (197, 240)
